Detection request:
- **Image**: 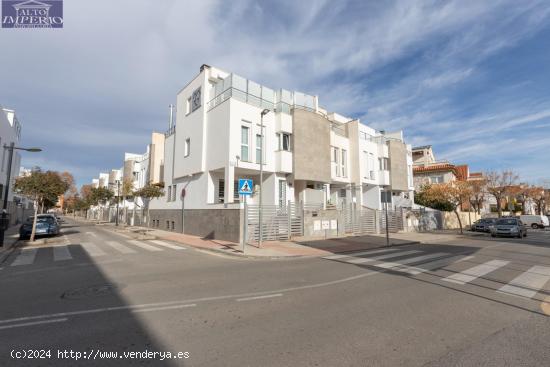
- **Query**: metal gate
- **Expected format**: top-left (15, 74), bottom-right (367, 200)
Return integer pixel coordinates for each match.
top-left (379, 208), bottom-right (404, 233)
top-left (343, 204), bottom-right (377, 235)
top-left (246, 201), bottom-right (303, 243)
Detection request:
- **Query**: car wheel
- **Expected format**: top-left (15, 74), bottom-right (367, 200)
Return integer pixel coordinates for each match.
top-left (531, 224), bottom-right (538, 229)
top-left (491, 234), bottom-right (496, 238)
top-left (524, 232), bottom-right (527, 237)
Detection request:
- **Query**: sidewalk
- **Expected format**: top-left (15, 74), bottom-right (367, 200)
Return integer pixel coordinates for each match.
top-left (0, 225), bottom-right (21, 263)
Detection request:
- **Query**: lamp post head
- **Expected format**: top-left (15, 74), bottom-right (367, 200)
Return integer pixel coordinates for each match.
top-left (25, 148), bottom-right (42, 152)
top-left (261, 109), bottom-right (270, 116)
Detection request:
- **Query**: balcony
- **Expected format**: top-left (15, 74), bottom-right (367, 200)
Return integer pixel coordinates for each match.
top-left (275, 150), bottom-right (292, 173)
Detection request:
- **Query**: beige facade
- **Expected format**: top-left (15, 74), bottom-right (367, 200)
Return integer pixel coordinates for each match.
top-left (148, 132), bottom-right (165, 185)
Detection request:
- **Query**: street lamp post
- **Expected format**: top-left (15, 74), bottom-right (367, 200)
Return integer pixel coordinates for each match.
top-left (258, 108), bottom-right (270, 248)
top-left (115, 180), bottom-right (121, 226)
top-left (0, 143), bottom-right (42, 247)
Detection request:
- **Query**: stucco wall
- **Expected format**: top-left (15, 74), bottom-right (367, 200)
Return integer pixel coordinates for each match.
top-left (388, 140), bottom-right (409, 191)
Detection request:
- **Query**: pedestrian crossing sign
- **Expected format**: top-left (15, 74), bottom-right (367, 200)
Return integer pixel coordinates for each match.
top-left (238, 179), bottom-right (253, 196)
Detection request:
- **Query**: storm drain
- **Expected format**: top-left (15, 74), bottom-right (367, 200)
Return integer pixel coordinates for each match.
top-left (61, 283), bottom-right (119, 300)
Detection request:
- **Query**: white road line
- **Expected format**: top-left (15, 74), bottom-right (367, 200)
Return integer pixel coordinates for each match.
top-left (443, 259), bottom-right (509, 285)
top-left (11, 248), bottom-right (38, 266)
top-left (127, 240), bottom-right (162, 252)
top-left (132, 304), bottom-right (196, 313)
top-left (401, 254), bottom-right (468, 275)
top-left (498, 266), bottom-right (550, 299)
top-left (237, 294), bottom-right (283, 302)
top-left (85, 232), bottom-right (98, 237)
top-left (323, 248), bottom-right (400, 260)
top-left (345, 250), bottom-right (421, 264)
top-left (148, 240), bottom-right (186, 250)
top-left (61, 235), bottom-right (70, 244)
top-left (376, 252), bottom-right (448, 270)
top-left (110, 232), bottom-right (133, 239)
top-left (456, 255), bottom-right (475, 263)
top-left (105, 241), bottom-right (136, 254)
top-left (53, 245), bottom-right (72, 261)
top-left (0, 318), bottom-right (68, 330)
top-left (81, 242), bottom-right (106, 257)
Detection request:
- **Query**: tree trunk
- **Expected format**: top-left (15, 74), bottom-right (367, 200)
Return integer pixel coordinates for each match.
top-left (496, 196), bottom-right (502, 217)
top-left (40, 200), bottom-right (44, 214)
top-left (30, 199), bottom-right (39, 242)
top-left (454, 209), bottom-right (463, 234)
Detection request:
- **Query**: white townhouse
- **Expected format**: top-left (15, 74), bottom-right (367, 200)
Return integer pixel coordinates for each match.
top-left (148, 65), bottom-right (414, 241)
top-left (0, 106), bottom-right (23, 224)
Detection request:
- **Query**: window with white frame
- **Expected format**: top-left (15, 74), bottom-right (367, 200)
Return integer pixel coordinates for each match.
top-left (277, 133), bottom-right (291, 151)
top-left (332, 146), bottom-right (340, 176)
top-left (184, 138), bottom-right (190, 157)
top-left (167, 185), bottom-right (172, 202)
top-left (218, 179), bottom-right (225, 203)
top-left (341, 149), bottom-right (347, 177)
top-left (379, 157), bottom-right (389, 171)
top-left (256, 134), bottom-right (262, 164)
top-left (241, 126), bottom-right (249, 162)
top-left (369, 152), bottom-right (375, 179)
top-left (429, 175), bottom-right (444, 184)
top-left (172, 184), bottom-right (177, 201)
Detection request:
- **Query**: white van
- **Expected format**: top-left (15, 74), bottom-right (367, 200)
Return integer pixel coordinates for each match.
top-left (519, 215), bottom-right (549, 229)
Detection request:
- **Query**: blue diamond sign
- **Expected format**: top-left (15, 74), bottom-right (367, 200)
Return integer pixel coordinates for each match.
top-left (238, 179), bottom-right (253, 196)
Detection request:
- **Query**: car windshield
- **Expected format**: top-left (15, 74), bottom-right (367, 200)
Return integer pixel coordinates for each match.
top-left (26, 217), bottom-right (55, 224)
top-left (496, 219), bottom-right (517, 225)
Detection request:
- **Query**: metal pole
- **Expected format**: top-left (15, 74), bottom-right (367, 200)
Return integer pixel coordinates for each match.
top-left (0, 143), bottom-right (14, 246)
top-left (384, 190), bottom-right (390, 247)
top-left (259, 114), bottom-right (264, 248)
top-left (115, 180), bottom-right (120, 226)
top-left (242, 195), bottom-right (247, 254)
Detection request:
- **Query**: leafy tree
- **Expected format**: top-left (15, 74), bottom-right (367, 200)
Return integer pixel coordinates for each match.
top-left (88, 187), bottom-right (114, 206)
top-left (485, 170), bottom-right (519, 217)
top-left (419, 182), bottom-right (472, 234)
top-left (414, 184), bottom-right (454, 212)
top-left (133, 184), bottom-right (164, 227)
top-left (14, 169), bottom-right (70, 241)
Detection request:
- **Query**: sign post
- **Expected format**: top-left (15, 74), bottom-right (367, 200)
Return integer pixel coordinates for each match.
top-left (382, 189), bottom-right (391, 247)
top-left (238, 179), bottom-right (253, 253)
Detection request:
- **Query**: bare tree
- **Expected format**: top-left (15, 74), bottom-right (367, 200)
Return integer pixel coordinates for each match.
top-left (529, 187), bottom-right (546, 215)
top-left (485, 170), bottom-right (519, 217)
top-left (467, 179), bottom-right (486, 214)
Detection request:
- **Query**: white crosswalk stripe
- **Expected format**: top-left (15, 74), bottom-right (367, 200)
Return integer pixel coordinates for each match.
top-left (148, 240), bottom-right (186, 250)
top-left (498, 266), bottom-right (550, 298)
top-left (399, 255), bottom-right (468, 275)
top-left (376, 252), bottom-right (449, 270)
top-left (105, 241), bottom-right (136, 254)
top-left (81, 242), bottom-right (107, 257)
top-left (442, 259), bottom-right (509, 285)
top-left (345, 250), bottom-right (422, 264)
top-left (11, 248), bottom-right (38, 266)
top-left (127, 240), bottom-right (163, 252)
top-left (323, 248), bottom-right (400, 260)
top-left (53, 245), bottom-right (72, 261)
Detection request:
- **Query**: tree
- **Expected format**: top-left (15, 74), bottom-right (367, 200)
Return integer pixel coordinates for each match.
top-left (467, 179), bottom-right (486, 214)
top-left (133, 184), bottom-right (164, 227)
top-left (88, 187), bottom-right (114, 206)
top-left (529, 187), bottom-right (547, 215)
top-left (420, 182), bottom-right (472, 234)
top-left (14, 169), bottom-right (70, 241)
top-left (485, 170), bottom-right (519, 217)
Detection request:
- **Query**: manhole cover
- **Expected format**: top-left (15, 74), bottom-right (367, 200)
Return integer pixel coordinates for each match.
top-left (61, 283), bottom-right (119, 300)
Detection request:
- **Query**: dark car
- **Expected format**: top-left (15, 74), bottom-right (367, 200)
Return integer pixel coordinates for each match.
top-left (472, 218), bottom-right (497, 232)
top-left (490, 218), bottom-right (527, 238)
top-left (19, 215), bottom-right (60, 240)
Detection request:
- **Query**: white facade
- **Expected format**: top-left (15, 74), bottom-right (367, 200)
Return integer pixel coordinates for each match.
top-left (150, 65), bottom-right (414, 213)
top-left (0, 106), bottom-right (22, 204)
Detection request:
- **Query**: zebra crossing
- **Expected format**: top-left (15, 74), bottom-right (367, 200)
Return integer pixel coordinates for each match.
top-left (5, 239), bottom-right (187, 268)
top-left (323, 247), bottom-right (550, 300)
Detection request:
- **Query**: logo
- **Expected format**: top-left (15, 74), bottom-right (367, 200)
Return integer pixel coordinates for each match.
top-left (2, 0), bottom-right (63, 28)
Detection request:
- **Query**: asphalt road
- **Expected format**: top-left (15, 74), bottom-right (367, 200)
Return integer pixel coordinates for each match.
top-left (0, 218), bottom-right (549, 366)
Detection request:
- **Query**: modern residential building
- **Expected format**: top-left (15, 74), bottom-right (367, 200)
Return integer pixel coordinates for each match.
top-left (148, 64), bottom-right (415, 241)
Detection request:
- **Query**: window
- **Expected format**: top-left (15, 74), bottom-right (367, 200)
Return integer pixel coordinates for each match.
top-left (332, 147), bottom-right (340, 176)
top-left (166, 220), bottom-right (170, 229)
top-left (167, 185), bottom-right (172, 202)
top-left (278, 180), bottom-right (286, 207)
top-left (172, 184), bottom-right (177, 201)
top-left (379, 157), bottom-right (389, 171)
top-left (241, 126), bottom-right (249, 161)
top-left (186, 97), bottom-right (191, 115)
top-left (277, 133), bottom-right (291, 151)
top-left (341, 149), bottom-right (347, 177)
top-left (184, 138), bottom-right (190, 157)
top-left (171, 221), bottom-right (175, 230)
top-left (218, 179), bottom-right (225, 203)
top-left (429, 175), bottom-right (444, 184)
top-left (234, 181), bottom-right (239, 200)
top-left (256, 134), bottom-right (262, 164)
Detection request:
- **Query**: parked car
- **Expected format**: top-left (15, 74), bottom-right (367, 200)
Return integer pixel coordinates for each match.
top-left (472, 218), bottom-right (497, 232)
top-left (519, 214), bottom-right (549, 229)
top-left (19, 215), bottom-right (60, 240)
top-left (489, 218), bottom-right (527, 238)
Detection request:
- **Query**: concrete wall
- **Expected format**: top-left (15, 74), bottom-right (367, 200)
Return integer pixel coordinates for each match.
top-left (148, 208), bottom-right (241, 242)
top-left (292, 109), bottom-right (331, 182)
top-left (303, 209), bottom-right (340, 238)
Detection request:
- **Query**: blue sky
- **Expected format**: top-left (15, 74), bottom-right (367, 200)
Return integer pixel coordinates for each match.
top-left (1, 0), bottom-right (549, 187)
